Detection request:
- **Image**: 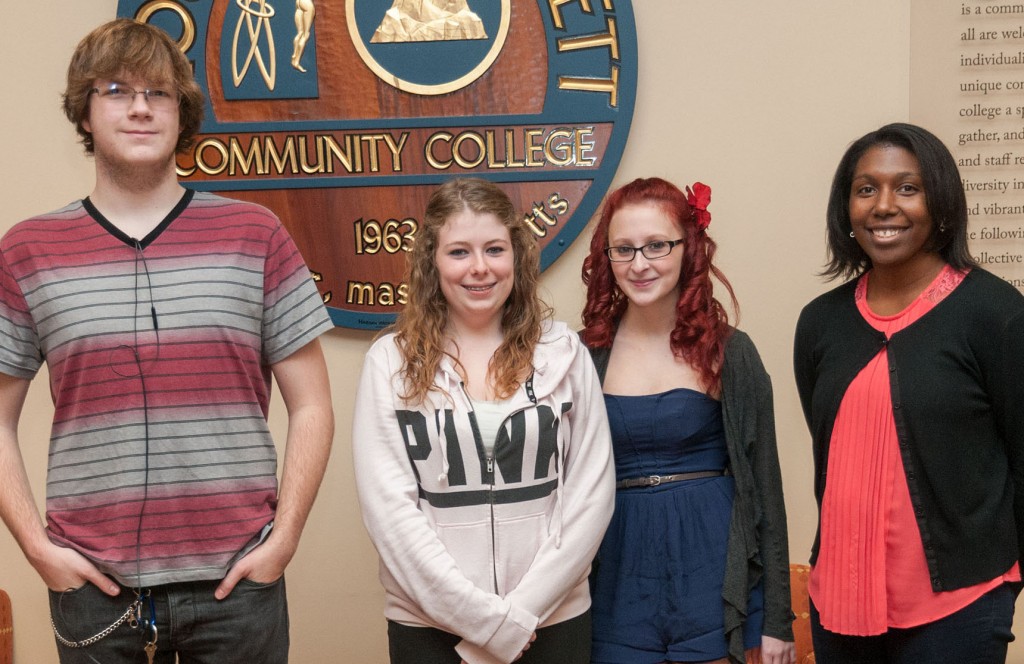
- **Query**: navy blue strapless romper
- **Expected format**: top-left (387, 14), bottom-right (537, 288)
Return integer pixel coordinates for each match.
top-left (590, 388), bottom-right (763, 663)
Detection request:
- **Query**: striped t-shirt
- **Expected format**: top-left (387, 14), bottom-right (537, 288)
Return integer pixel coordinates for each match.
top-left (0, 190), bottom-right (332, 587)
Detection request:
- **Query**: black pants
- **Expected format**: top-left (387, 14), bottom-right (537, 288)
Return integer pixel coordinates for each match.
top-left (388, 611), bottom-right (591, 664)
top-left (49, 577), bottom-right (289, 664)
top-left (810, 583), bottom-right (1015, 664)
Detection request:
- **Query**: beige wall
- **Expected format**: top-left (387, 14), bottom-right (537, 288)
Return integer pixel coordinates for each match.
top-left (4, 2), bottom-right (1014, 663)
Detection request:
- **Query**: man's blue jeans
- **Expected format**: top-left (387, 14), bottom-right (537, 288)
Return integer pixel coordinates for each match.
top-left (49, 576), bottom-right (289, 663)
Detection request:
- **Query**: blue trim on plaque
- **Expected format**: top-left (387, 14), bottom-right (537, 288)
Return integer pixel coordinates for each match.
top-left (328, 308), bottom-right (394, 330)
top-left (174, 169), bottom-right (605, 192)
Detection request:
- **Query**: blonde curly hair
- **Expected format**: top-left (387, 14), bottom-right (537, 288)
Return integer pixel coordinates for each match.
top-left (394, 179), bottom-right (551, 404)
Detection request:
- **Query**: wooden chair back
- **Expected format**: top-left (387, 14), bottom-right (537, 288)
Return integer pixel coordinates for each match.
top-left (0, 588), bottom-right (12, 664)
top-left (790, 563), bottom-right (815, 664)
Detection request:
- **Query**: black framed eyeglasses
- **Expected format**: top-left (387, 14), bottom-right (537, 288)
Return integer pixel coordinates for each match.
top-left (90, 82), bottom-right (177, 109)
top-left (605, 239), bottom-right (684, 262)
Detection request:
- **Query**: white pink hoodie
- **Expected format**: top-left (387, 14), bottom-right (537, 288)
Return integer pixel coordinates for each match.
top-left (353, 321), bottom-right (614, 664)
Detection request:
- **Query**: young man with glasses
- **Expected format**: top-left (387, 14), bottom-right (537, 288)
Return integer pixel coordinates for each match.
top-left (0, 18), bottom-right (334, 663)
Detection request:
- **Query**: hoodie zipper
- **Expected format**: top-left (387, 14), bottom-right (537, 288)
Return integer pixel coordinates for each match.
top-left (461, 383), bottom-right (500, 593)
top-left (459, 376), bottom-right (539, 595)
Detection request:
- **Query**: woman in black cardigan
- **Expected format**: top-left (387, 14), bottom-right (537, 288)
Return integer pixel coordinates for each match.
top-left (794, 122), bottom-right (1024, 663)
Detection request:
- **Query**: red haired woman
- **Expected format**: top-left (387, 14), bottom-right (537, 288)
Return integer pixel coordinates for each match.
top-left (582, 177), bottom-right (795, 664)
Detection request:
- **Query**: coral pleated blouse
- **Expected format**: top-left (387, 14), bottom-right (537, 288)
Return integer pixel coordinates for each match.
top-left (809, 265), bottom-right (1019, 636)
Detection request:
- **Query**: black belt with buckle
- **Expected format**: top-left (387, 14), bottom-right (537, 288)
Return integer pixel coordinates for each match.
top-left (615, 469), bottom-right (727, 490)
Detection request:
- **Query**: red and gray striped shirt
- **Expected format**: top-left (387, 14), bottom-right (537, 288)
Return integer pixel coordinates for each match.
top-left (0, 190), bottom-right (332, 586)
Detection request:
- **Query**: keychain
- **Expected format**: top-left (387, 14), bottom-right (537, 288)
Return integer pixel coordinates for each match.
top-left (135, 590), bottom-right (158, 664)
top-left (144, 621), bottom-right (158, 664)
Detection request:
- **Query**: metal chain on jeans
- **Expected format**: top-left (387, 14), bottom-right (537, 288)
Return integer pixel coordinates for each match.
top-left (51, 596), bottom-right (142, 648)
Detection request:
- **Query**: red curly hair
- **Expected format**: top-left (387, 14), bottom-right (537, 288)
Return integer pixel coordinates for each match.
top-left (581, 177), bottom-right (738, 393)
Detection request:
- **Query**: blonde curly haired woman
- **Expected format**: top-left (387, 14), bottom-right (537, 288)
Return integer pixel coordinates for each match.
top-left (353, 178), bottom-right (615, 664)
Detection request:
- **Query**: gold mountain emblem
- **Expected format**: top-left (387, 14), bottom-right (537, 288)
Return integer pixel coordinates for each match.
top-left (370, 0), bottom-right (487, 43)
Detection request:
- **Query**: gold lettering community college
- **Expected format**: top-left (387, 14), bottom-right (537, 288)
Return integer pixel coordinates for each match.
top-left (176, 127), bottom-right (597, 178)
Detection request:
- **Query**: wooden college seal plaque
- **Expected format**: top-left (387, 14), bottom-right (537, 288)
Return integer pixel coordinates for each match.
top-left (117, 0), bottom-right (637, 329)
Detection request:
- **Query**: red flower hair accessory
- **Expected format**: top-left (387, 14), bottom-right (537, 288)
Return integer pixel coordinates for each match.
top-left (686, 182), bottom-right (712, 231)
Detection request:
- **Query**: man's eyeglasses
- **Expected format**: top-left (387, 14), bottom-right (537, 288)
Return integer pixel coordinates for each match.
top-left (605, 239), bottom-right (684, 262)
top-left (90, 83), bottom-right (177, 109)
